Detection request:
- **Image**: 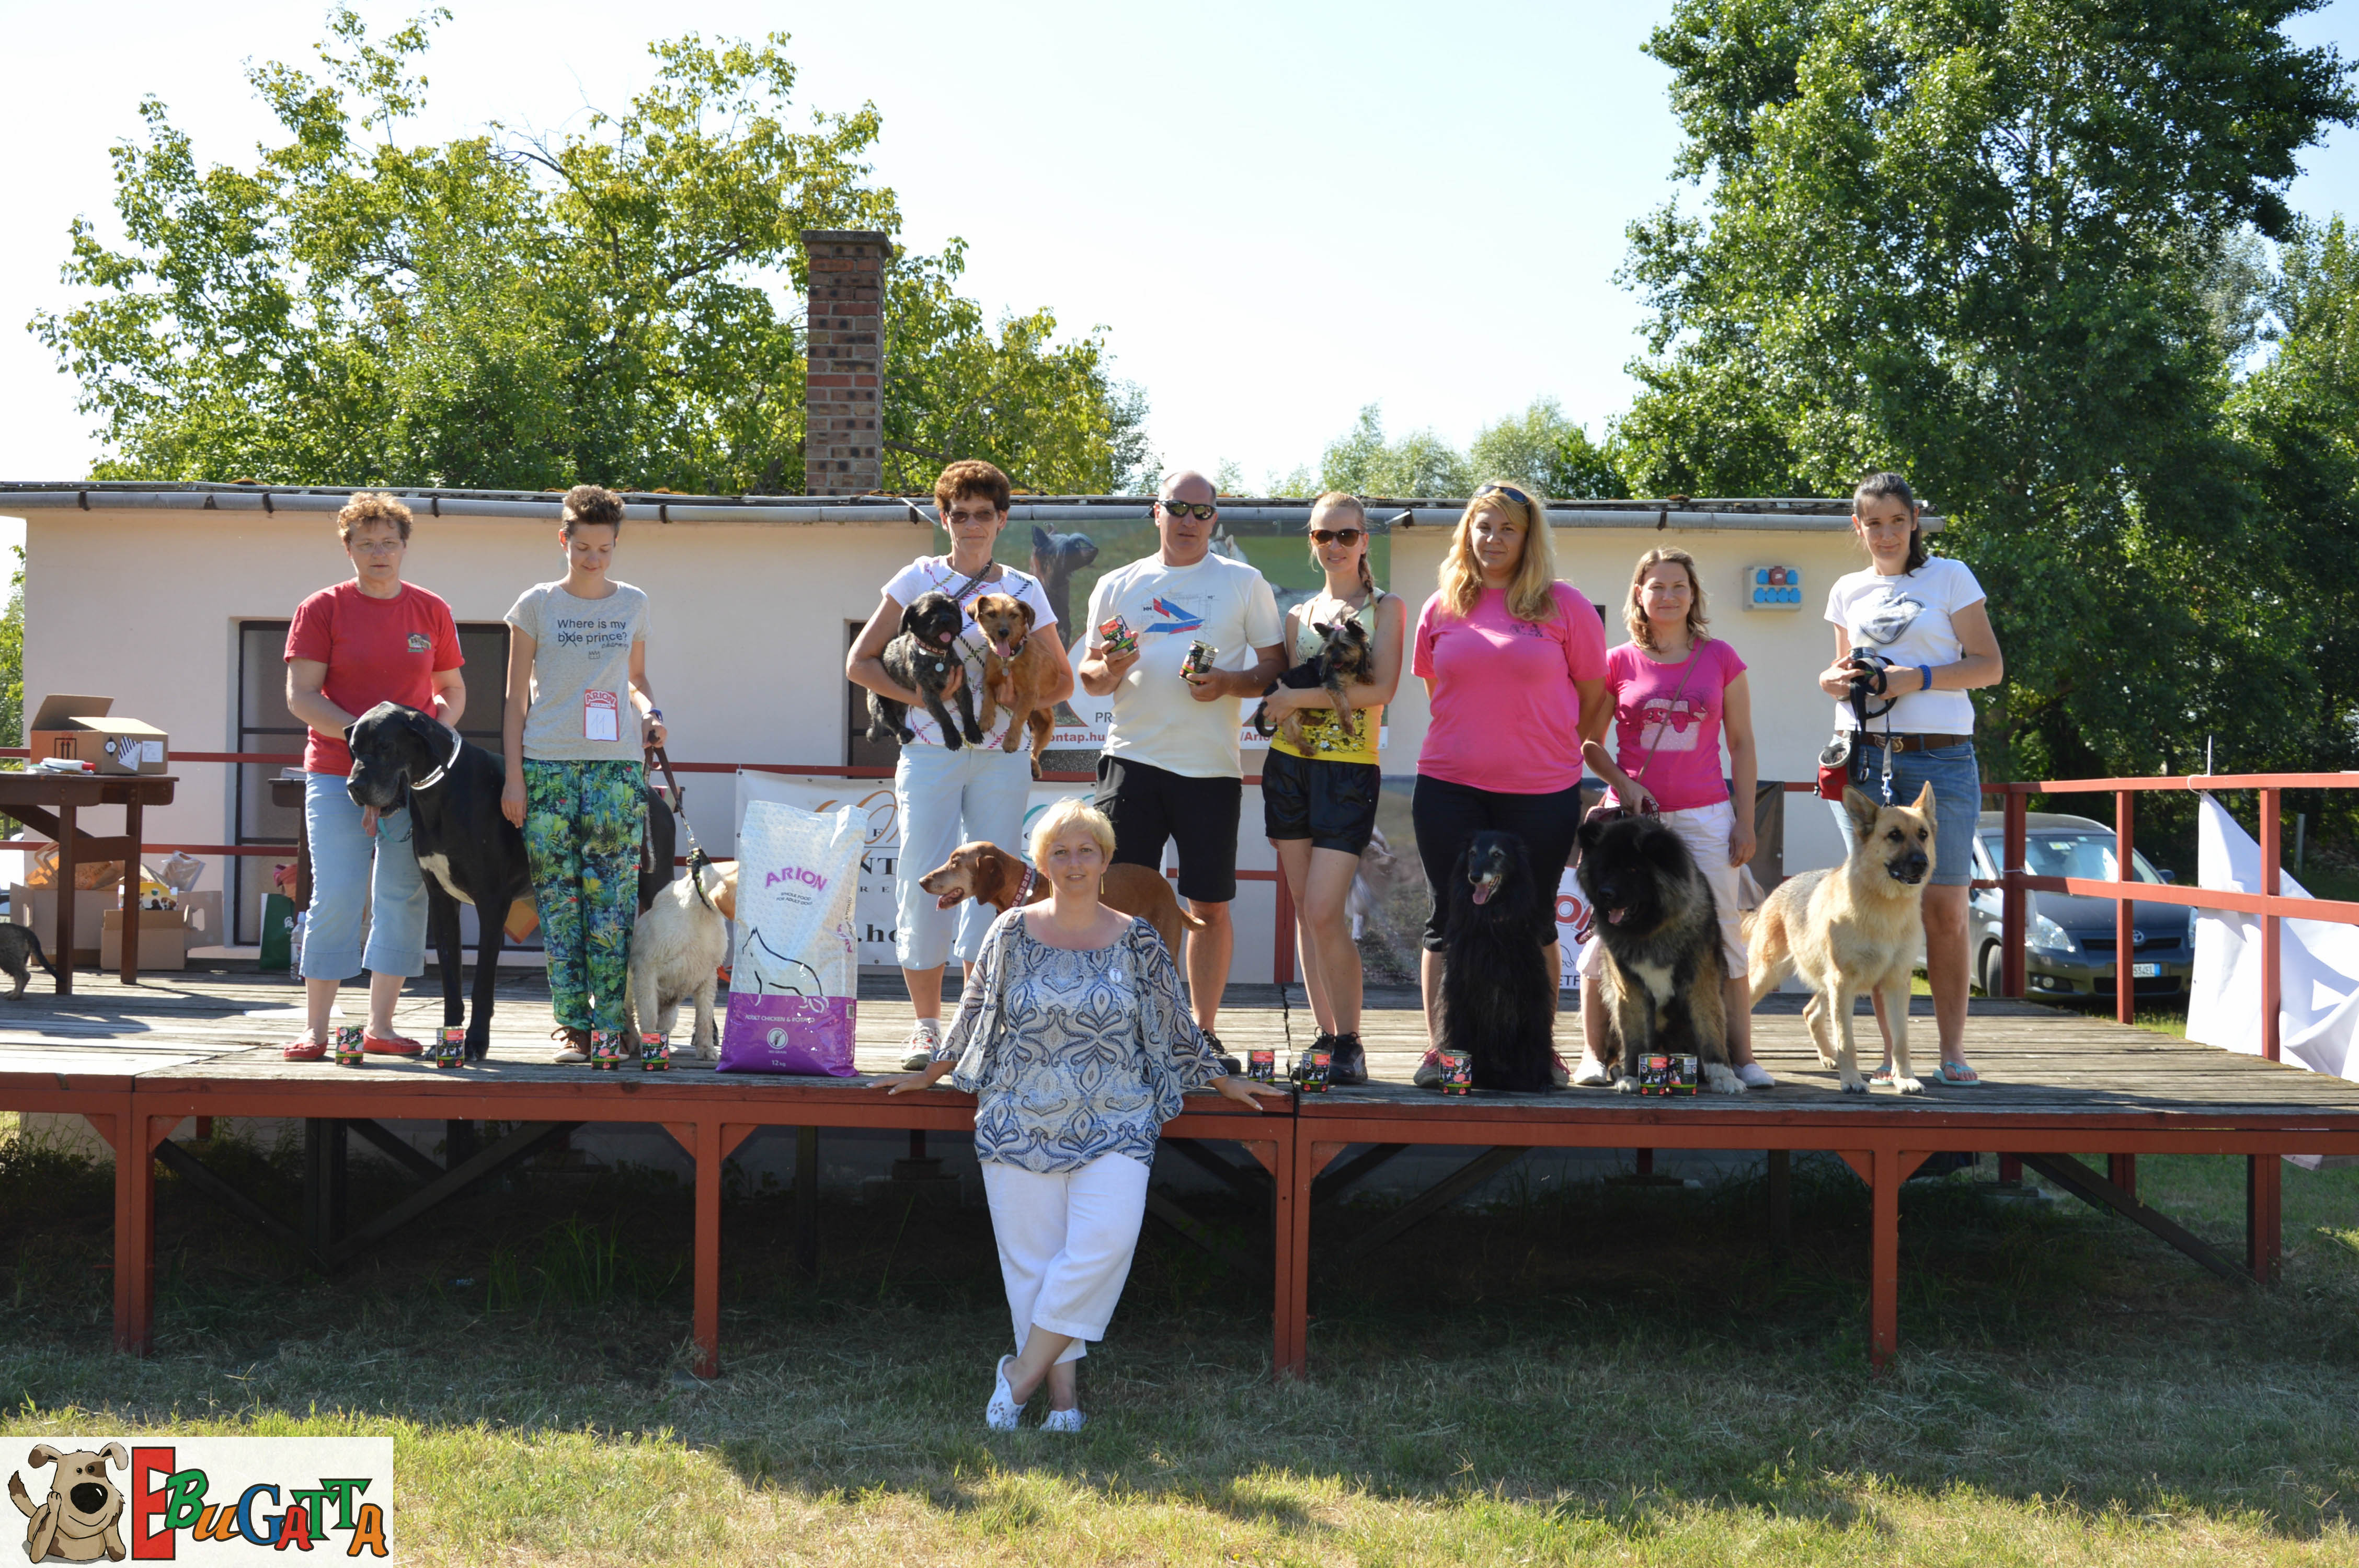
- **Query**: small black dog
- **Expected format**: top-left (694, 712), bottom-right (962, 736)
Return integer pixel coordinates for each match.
top-left (1251, 612), bottom-right (1376, 751)
top-left (1437, 830), bottom-right (1558, 1092)
top-left (0, 923), bottom-right (60, 999)
top-left (1574, 811), bottom-right (1737, 1093)
top-left (869, 592), bottom-right (981, 750)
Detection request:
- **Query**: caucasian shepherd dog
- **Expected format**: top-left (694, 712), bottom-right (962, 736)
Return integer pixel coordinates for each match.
top-left (1747, 783), bottom-right (1936, 1093)
top-left (1575, 812), bottom-right (1740, 1093)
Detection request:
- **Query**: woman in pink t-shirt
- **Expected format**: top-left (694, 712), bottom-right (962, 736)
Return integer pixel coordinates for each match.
top-left (1575, 547), bottom-right (1770, 1086)
top-left (1408, 482), bottom-right (1609, 1085)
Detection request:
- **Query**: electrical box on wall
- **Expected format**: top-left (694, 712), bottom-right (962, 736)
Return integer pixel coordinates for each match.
top-left (1744, 566), bottom-right (1804, 610)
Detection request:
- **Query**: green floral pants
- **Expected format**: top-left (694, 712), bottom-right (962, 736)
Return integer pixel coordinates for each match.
top-left (522, 759), bottom-right (645, 1033)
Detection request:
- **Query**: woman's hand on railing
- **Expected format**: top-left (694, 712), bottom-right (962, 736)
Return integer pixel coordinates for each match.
top-left (883, 1060), bottom-right (956, 1094)
top-left (1211, 1075), bottom-right (1291, 1110)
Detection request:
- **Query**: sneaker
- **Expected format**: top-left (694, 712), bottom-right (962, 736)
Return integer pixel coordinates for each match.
top-left (1550, 1051), bottom-right (1572, 1088)
top-left (1734, 1060), bottom-right (1777, 1089)
top-left (1203, 1031), bottom-right (1242, 1076)
top-left (902, 1017), bottom-right (944, 1073)
top-left (1041, 1407), bottom-right (1086, 1433)
top-left (549, 1025), bottom-right (590, 1065)
top-left (282, 1032), bottom-right (328, 1062)
top-left (1571, 1051), bottom-right (1614, 1088)
top-left (987, 1355), bottom-right (1024, 1432)
top-left (362, 1032), bottom-right (423, 1057)
top-left (1413, 1047), bottom-right (1448, 1088)
top-left (1327, 1032), bottom-right (1367, 1087)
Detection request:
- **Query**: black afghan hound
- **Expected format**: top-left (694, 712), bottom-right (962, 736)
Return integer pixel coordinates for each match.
top-left (1437, 829), bottom-right (1558, 1092)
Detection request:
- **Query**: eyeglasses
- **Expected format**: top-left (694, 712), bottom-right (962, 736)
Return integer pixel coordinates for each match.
top-left (1159, 500), bottom-right (1218, 521)
top-left (348, 537), bottom-right (405, 555)
top-left (1475, 482), bottom-right (1533, 508)
top-left (1309, 528), bottom-right (1364, 545)
top-left (945, 508), bottom-right (1002, 525)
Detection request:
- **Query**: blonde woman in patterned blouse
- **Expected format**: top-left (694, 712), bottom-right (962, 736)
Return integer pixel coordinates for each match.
top-left (886, 798), bottom-right (1286, 1431)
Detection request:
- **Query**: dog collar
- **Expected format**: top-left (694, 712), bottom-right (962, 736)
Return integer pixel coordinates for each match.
top-left (1015, 864), bottom-right (1037, 904)
top-left (412, 729), bottom-right (465, 790)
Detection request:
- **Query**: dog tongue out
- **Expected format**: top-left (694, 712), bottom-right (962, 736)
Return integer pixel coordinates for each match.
top-left (934, 892), bottom-right (963, 910)
top-left (1607, 907), bottom-right (1629, 925)
top-left (1470, 881), bottom-right (1496, 905)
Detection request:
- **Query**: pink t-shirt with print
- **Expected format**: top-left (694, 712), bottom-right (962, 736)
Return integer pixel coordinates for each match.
top-left (1600, 638), bottom-right (1747, 813)
top-left (1412, 582), bottom-right (1608, 793)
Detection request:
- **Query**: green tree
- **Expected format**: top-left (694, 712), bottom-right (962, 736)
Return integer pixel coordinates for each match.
top-left (1618, 0), bottom-right (2353, 781)
top-left (1468, 397), bottom-right (1627, 499)
top-left (0, 548), bottom-right (22, 757)
top-left (33, 8), bottom-right (1145, 495)
top-left (1304, 405), bottom-right (1473, 499)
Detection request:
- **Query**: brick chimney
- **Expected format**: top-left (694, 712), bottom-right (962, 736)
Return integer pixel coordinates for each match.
top-left (803, 229), bottom-right (887, 495)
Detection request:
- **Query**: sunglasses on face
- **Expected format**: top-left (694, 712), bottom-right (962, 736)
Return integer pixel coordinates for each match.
top-left (1475, 482), bottom-right (1533, 507)
top-left (1159, 500), bottom-right (1218, 521)
top-left (1309, 528), bottom-right (1364, 545)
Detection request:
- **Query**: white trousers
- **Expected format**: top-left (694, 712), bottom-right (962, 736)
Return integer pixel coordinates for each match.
top-left (980, 1152), bottom-right (1152, 1364)
top-left (1579, 797), bottom-right (1748, 977)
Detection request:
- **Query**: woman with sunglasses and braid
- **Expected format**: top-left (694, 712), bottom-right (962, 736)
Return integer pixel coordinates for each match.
top-left (1256, 493), bottom-right (1404, 1086)
top-left (1408, 481), bottom-right (1609, 1086)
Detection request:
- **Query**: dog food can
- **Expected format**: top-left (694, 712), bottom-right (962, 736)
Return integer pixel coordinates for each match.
top-left (1097, 615), bottom-right (1137, 654)
top-left (640, 1031), bottom-right (670, 1071)
top-left (1639, 1053), bottom-right (1671, 1095)
top-left (433, 1027), bottom-right (466, 1069)
top-left (334, 1025), bottom-right (365, 1068)
top-left (1672, 1054), bottom-right (1699, 1095)
top-left (1247, 1047), bottom-right (1276, 1081)
top-left (589, 1030), bottom-right (622, 1070)
top-left (1297, 1045), bottom-right (1332, 1092)
top-left (1181, 640), bottom-right (1215, 678)
top-left (1440, 1050), bottom-right (1474, 1094)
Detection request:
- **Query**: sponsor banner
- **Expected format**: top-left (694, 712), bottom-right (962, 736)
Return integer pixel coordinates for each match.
top-left (4, 1435), bottom-right (393, 1560)
top-left (1555, 869), bottom-right (1597, 992)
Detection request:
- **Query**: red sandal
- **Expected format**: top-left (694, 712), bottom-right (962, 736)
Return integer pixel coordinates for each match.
top-left (282, 1032), bottom-right (328, 1062)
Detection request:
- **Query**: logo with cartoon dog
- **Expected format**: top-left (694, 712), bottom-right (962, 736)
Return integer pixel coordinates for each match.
top-left (9, 1444), bottom-right (125, 1564)
top-left (7, 1438), bottom-right (392, 1561)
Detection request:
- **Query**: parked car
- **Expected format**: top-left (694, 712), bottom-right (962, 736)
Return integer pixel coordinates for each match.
top-left (1967, 812), bottom-right (2189, 1001)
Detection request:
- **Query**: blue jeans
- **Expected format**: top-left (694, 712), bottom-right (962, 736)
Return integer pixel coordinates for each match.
top-left (894, 742), bottom-right (1034, 970)
top-left (1826, 741), bottom-right (1980, 887)
top-left (302, 770), bottom-right (428, 980)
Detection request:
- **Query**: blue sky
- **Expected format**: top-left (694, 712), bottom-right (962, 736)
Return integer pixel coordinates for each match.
top-left (5, 0), bottom-right (2358, 517)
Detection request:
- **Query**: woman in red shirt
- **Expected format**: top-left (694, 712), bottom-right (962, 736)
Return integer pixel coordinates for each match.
top-left (280, 493), bottom-right (466, 1059)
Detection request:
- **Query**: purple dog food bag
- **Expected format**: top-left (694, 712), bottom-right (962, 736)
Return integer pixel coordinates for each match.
top-left (718, 798), bottom-right (862, 1077)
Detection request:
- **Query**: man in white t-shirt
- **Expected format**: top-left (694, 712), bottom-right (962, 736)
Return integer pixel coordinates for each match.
top-left (1078, 469), bottom-right (1285, 1062)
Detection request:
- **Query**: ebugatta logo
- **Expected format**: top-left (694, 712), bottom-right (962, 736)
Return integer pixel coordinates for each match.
top-left (7, 1437), bottom-right (393, 1561)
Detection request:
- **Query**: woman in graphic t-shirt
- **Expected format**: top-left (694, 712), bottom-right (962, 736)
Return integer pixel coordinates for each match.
top-left (1408, 482), bottom-right (1609, 1085)
top-left (1576, 547), bottom-right (1771, 1090)
top-left (501, 485), bottom-right (661, 1065)
top-left (1819, 472), bottom-right (2005, 1086)
top-left (848, 460), bottom-right (1072, 1070)
top-left (280, 492), bottom-right (466, 1060)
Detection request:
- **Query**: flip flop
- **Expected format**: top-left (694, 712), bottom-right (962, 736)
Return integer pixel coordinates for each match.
top-left (1867, 1063), bottom-right (1896, 1086)
top-left (1939, 1060), bottom-right (1980, 1086)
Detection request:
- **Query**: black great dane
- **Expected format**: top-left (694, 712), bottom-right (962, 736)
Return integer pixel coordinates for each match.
top-left (344, 702), bottom-right (675, 1057)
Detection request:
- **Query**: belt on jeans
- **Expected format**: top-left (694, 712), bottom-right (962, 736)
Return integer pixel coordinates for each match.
top-left (1854, 732), bottom-right (1971, 753)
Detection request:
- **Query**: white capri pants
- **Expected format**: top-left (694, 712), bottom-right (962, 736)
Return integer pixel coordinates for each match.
top-left (980, 1152), bottom-right (1152, 1363)
top-left (893, 742), bottom-right (1034, 971)
top-left (1579, 798), bottom-right (1748, 979)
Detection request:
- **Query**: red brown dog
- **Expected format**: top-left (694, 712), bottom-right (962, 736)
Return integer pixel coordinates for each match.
top-left (969, 593), bottom-right (1056, 779)
top-left (919, 840), bottom-right (1203, 958)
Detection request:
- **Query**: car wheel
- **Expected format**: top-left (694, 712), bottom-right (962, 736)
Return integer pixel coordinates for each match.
top-left (1978, 942), bottom-right (2005, 998)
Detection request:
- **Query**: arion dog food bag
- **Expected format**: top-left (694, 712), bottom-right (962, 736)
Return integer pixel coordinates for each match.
top-left (719, 798), bottom-right (861, 1076)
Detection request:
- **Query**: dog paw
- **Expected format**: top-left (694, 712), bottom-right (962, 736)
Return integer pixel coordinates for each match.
top-left (1838, 1072), bottom-right (1869, 1094)
top-left (1703, 1063), bottom-right (1745, 1094)
top-left (1613, 1075), bottom-right (1640, 1094)
top-left (1890, 1075), bottom-right (1925, 1096)
top-left (963, 725), bottom-right (985, 745)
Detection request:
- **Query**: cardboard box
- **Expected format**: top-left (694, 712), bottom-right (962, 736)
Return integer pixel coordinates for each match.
top-left (101, 907), bottom-right (187, 971)
top-left (7, 883), bottom-right (118, 964)
top-left (29, 694), bottom-right (169, 775)
top-left (178, 891), bottom-right (227, 949)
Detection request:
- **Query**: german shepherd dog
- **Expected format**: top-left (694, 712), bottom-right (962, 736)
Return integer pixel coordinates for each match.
top-left (1250, 611), bottom-right (1376, 752)
top-left (969, 592), bottom-right (1056, 778)
top-left (869, 591), bottom-right (981, 749)
top-left (1575, 811), bottom-right (1739, 1093)
top-left (1437, 831), bottom-right (1558, 1092)
top-left (1747, 783), bottom-right (1936, 1093)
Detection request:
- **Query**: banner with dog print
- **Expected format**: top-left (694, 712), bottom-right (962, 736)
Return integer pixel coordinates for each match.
top-left (734, 771), bottom-right (1092, 968)
top-left (6, 1435), bottom-right (394, 1560)
top-left (719, 798), bottom-right (863, 1075)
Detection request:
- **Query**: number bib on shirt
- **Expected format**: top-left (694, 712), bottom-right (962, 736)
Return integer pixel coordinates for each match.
top-left (584, 689), bottom-right (621, 742)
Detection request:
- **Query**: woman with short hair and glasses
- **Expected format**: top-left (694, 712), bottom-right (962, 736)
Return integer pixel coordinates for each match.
top-left (1256, 492), bottom-right (1404, 1085)
top-left (1407, 481), bottom-right (1609, 1086)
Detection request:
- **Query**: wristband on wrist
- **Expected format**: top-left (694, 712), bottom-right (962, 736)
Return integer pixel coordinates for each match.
top-left (1918, 664), bottom-right (1933, 693)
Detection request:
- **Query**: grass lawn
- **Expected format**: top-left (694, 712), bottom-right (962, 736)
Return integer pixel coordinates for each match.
top-left (3, 1116), bottom-right (2356, 1565)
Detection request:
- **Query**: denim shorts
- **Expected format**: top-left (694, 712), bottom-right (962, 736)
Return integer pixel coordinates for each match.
top-left (1826, 740), bottom-right (1980, 887)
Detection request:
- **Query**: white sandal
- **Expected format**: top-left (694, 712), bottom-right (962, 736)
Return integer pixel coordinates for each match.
top-left (1041, 1407), bottom-right (1085, 1433)
top-left (986, 1355), bottom-right (1024, 1431)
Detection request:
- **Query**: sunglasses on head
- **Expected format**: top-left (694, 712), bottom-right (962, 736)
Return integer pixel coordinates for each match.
top-left (1309, 527), bottom-right (1364, 545)
top-left (1475, 481), bottom-right (1533, 507)
top-left (1159, 500), bottom-right (1217, 521)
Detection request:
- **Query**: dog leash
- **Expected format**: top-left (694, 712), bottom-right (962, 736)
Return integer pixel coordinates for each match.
top-left (645, 743), bottom-right (718, 910)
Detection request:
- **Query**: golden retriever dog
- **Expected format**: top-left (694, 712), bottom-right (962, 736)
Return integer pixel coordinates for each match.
top-left (1746, 783), bottom-right (1937, 1093)
top-left (969, 593), bottom-right (1057, 779)
top-left (10, 1443), bottom-right (128, 1564)
top-left (918, 840), bottom-right (1203, 959)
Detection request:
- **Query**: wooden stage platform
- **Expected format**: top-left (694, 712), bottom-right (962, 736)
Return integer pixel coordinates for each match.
top-left (5, 969), bottom-right (2358, 1378)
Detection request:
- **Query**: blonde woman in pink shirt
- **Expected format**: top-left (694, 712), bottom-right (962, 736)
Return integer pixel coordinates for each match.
top-left (1574, 547), bottom-right (1773, 1088)
top-left (1408, 483), bottom-right (1609, 1086)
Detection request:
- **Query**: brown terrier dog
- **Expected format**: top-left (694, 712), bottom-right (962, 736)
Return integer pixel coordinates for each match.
top-left (919, 840), bottom-right (1203, 958)
top-left (969, 592), bottom-right (1057, 779)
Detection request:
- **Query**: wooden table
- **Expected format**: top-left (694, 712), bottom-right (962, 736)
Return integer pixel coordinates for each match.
top-left (0, 772), bottom-right (177, 990)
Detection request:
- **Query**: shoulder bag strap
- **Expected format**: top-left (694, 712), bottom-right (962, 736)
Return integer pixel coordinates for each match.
top-left (1626, 647), bottom-right (1708, 785)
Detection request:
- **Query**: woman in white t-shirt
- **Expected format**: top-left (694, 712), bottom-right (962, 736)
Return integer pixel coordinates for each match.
top-left (848, 460), bottom-right (1073, 1069)
top-left (1818, 472), bottom-right (2006, 1085)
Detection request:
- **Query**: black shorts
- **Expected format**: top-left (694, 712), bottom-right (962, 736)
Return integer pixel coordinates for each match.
top-left (1095, 753), bottom-right (1243, 904)
top-left (1411, 772), bottom-right (1582, 950)
top-left (1261, 749), bottom-right (1380, 855)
